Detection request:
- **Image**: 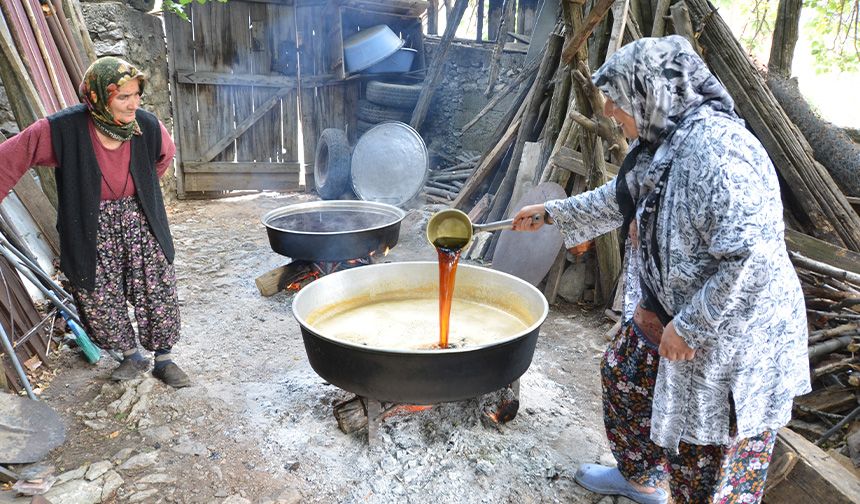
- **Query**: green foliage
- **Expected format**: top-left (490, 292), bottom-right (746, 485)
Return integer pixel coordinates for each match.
top-left (712, 0), bottom-right (858, 73)
top-left (713, 0), bottom-right (778, 54)
top-left (161, 0), bottom-right (228, 21)
top-left (805, 0), bottom-right (860, 72)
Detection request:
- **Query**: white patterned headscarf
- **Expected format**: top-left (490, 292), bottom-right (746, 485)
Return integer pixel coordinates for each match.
top-left (592, 35), bottom-right (736, 147)
top-left (592, 36), bottom-right (741, 322)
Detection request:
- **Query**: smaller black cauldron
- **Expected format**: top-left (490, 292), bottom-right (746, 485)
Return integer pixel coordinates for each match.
top-left (262, 200), bottom-right (406, 261)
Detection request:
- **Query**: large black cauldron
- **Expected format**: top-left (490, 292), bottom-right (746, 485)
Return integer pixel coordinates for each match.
top-left (262, 200), bottom-right (406, 261)
top-left (291, 262), bottom-right (549, 404)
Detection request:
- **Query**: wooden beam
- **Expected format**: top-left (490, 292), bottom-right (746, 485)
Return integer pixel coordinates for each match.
top-left (176, 70), bottom-right (345, 88)
top-left (8, 173), bottom-right (60, 255)
top-left (766, 428), bottom-right (860, 503)
top-left (197, 87), bottom-right (293, 163)
top-left (182, 162), bottom-right (302, 174)
top-left (409, 0), bottom-right (469, 131)
top-left (549, 146), bottom-right (619, 178)
top-left (606, 0), bottom-right (630, 59)
top-left (785, 229), bottom-right (860, 276)
top-left (561, 0), bottom-right (615, 64)
top-left (651, 0), bottom-right (672, 36)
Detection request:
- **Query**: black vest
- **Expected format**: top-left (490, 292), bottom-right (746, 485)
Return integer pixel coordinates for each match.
top-left (48, 104), bottom-right (175, 290)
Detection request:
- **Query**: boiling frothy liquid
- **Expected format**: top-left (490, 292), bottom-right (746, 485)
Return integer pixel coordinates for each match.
top-left (433, 237), bottom-right (469, 348)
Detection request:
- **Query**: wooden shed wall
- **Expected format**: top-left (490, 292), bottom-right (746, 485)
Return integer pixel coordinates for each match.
top-left (165, 0), bottom-right (359, 197)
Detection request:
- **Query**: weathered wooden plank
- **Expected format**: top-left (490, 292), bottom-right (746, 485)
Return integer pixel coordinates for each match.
top-left (765, 428), bottom-right (860, 503)
top-left (342, 0), bottom-right (428, 17)
top-left (249, 2), bottom-right (280, 163)
top-left (606, 0), bottom-right (630, 58)
top-left (229, 2), bottom-right (254, 162)
top-left (184, 172), bottom-right (302, 192)
top-left (192, 1), bottom-right (234, 163)
top-left (784, 229), bottom-right (860, 277)
top-left (270, 2), bottom-right (299, 164)
top-left (549, 146), bottom-right (619, 178)
top-left (176, 71), bottom-right (342, 88)
top-left (164, 5), bottom-right (195, 196)
top-left (297, 5), bottom-right (321, 166)
top-left (8, 172), bottom-right (60, 255)
top-left (197, 86), bottom-right (293, 163)
top-left (183, 162), bottom-right (302, 173)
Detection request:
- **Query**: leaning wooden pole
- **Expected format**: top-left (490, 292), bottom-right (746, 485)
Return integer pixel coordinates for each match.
top-left (684, 0), bottom-right (860, 252)
top-left (410, 0), bottom-right (469, 131)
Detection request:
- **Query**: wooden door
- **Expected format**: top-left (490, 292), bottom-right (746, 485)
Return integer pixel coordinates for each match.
top-left (165, 0), bottom-right (306, 197)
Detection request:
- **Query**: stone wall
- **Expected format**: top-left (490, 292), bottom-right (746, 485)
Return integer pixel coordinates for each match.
top-left (421, 38), bottom-right (528, 161)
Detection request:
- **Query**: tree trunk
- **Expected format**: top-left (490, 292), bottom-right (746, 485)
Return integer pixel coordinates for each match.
top-left (684, 0), bottom-right (860, 252)
top-left (767, 77), bottom-right (860, 197)
top-left (768, 0), bottom-right (802, 78)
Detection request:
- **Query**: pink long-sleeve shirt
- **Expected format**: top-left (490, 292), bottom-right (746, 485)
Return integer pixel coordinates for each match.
top-left (0, 117), bottom-right (176, 202)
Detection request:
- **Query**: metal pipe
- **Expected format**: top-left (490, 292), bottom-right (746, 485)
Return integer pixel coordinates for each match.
top-left (0, 242), bottom-right (80, 325)
top-left (0, 318), bottom-right (36, 400)
top-left (0, 233), bottom-right (75, 306)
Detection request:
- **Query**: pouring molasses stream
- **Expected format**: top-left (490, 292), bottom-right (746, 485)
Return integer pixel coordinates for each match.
top-left (427, 209), bottom-right (545, 348)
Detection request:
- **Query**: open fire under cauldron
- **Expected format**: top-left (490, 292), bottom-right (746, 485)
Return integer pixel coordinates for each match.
top-left (291, 262), bottom-right (549, 405)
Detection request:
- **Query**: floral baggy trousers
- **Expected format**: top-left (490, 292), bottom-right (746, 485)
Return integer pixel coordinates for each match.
top-left (601, 322), bottom-right (777, 503)
top-left (70, 197), bottom-right (181, 353)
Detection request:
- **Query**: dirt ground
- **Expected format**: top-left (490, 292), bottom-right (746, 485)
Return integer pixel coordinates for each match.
top-left (1, 193), bottom-right (624, 504)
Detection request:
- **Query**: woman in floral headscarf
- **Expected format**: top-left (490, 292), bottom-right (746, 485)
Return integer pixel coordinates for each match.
top-left (0, 56), bottom-right (189, 388)
top-left (513, 36), bottom-right (810, 503)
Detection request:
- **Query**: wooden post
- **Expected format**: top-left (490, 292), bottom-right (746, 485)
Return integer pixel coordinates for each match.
top-left (669, 2), bottom-right (701, 55)
top-left (476, 0), bottom-right (484, 41)
top-left (484, 0), bottom-right (516, 97)
top-left (606, 0), bottom-right (630, 59)
top-left (561, 0), bottom-right (615, 64)
top-left (409, 0), bottom-right (469, 131)
top-left (650, 0), bottom-right (672, 36)
top-left (428, 0), bottom-right (439, 35)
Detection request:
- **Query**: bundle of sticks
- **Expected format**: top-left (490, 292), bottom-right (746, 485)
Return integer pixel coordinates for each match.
top-left (423, 153), bottom-right (479, 203)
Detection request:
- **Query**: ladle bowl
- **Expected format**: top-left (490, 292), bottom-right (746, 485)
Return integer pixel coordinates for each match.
top-left (426, 208), bottom-right (540, 250)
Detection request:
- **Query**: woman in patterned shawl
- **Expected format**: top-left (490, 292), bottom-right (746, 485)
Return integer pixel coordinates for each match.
top-left (0, 57), bottom-right (190, 388)
top-left (513, 36), bottom-right (810, 503)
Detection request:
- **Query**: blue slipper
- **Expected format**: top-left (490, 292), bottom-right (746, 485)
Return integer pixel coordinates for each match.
top-left (574, 463), bottom-right (668, 504)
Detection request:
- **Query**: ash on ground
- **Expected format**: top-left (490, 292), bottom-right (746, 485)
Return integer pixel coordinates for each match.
top-left (1, 193), bottom-right (622, 504)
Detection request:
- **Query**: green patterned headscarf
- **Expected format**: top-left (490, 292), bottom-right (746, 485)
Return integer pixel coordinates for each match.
top-left (79, 56), bottom-right (146, 141)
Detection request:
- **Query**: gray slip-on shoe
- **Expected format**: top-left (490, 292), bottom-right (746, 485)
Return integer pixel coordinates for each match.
top-left (575, 463), bottom-right (668, 504)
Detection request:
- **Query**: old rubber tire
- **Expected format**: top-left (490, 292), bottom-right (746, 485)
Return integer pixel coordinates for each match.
top-left (356, 100), bottom-right (411, 124)
top-left (366, 81), bottom-right (423, 109)
top-left (314, 128), bottom-right (351, 200)
top-left (356, 120), bottom-right (375, 138)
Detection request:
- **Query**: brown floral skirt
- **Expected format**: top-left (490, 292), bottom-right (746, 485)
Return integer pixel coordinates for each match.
top-left (70, 197), bottom-right (180, 353)
top-left (601, 322), bottom-right (776, 503)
